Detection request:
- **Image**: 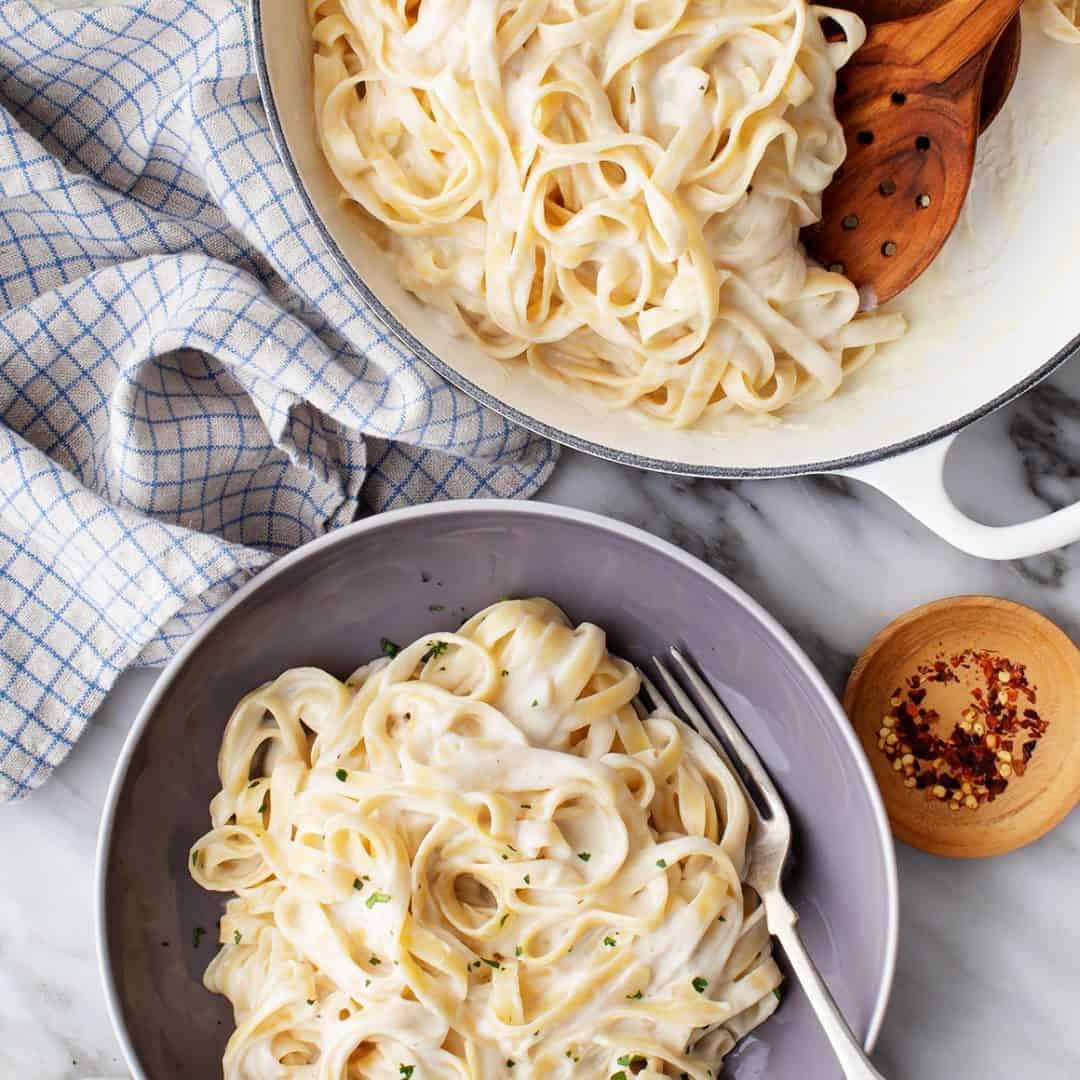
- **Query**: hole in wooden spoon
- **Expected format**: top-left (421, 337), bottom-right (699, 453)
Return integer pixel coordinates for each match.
top-left (842, 214), bottom-right (859, 230)
top-left (881, 241), bottom-right (898, 257)
top-left (857, 130), bottom-right (874, 145)
top-left (891, 92), bottom-right (907, 106)
top-left (916, 135), bottom-right (931, 151)
top-left (879, 180), bottom-right (896, 197)
top-left (916, 192), bottom-right (931, 209)
top-left (820, 16), bottom-right (847, 42)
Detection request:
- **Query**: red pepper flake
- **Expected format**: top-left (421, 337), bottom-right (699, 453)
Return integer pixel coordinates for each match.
top-left (875, 649), bottom-right (1047, 812)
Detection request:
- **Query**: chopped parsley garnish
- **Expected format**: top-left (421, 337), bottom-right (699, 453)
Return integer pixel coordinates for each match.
top-left (481, 958), bottom-right (501, 969)
top-left (335, 768), bottom-right (347, 782)
top-left (506, 1060), bottom-right (515, 1068)
top-left (656, 858), bottom-right (667, 868)
top-left (520, 803), bottom-right (531, 809)
top-left (421, 640), bottom-right (449, 663)
top-left (626, 990), bottom-right (642, 1000)
top-left (577, 852), bottom-right (591, 862)
top-left (515, 946), bottom-right (523, 957)
top-left (617, 1055), bottom-right (646, 1069)
top-left (501, 669), bottom-right (509, 677)
top-left (774, 987), bottom-right (783, 1001)
top-left (353, 878), bottom-right (364, 891)
top-left (233, 930), bottom-right (242, 945)
top-left (523, 874), bottom-right (530, 884)
top-left (531, 699), bottom-right (538, 707)
top-left (718, 914), bottom-right (726, 922)
top-left (366, 892), bottom-right (391, 908)
top-left (258, 793), bottom-right (269, 814)
top-left (192, 926), bottom-right (205, 948)
top-left (191, 850), bottom-right (200, 868)
top-left (603, 936), bottom-right (616, 947)
top-left (692, 976), bottom-right (709, 994)
top-left (306, 998), bottom-right (315, 1005)
top-left (500, 913), bottom-right (509, 927)
top-left (611, 1072), bottom-right (628, 1080)
top-left (399, 1066), bottom-right (414, 1079)
top-left (370, 956), bottom-right (381, 965)
top-left (380, 637), bottom-right (400, 658)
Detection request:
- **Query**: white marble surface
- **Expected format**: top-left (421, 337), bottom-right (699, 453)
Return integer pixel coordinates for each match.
top-left (5, 360), bottom-right (1080, 1078)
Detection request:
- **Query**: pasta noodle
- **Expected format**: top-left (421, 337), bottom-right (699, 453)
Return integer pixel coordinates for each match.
top-left (309, 0), bottom-right (907, 427)
top-left (190, 598), bottom-right (783, 1078)
top-left (1030, 0), bottom-right (1080, 43)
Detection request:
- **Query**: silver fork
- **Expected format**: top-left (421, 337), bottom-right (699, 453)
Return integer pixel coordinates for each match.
top-left (645, 647), bottom-right (887, 1080)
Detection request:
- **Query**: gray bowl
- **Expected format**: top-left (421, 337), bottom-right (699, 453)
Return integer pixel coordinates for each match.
top-left (96, 500), bottom-right (898, 1079)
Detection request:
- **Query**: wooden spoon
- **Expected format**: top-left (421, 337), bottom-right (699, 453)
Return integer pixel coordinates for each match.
top-left (835, 0), bottom-right (1021, 134)
top-left (976, 12), bottom-right (1022, 132)
top-left (803, 0), bottom-right (1026, 305)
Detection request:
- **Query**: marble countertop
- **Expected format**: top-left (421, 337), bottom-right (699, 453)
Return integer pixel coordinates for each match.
top-left (5, 359), bottom-right (1080, 1078)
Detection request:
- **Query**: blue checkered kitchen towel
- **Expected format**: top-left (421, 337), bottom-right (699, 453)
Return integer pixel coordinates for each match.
top-left (0, 0), bottom-right (558, 801)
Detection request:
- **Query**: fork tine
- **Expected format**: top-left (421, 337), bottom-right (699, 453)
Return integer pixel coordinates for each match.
top-left (667, 646), bottom-right (785, 815)
top-left (646, 659), bottom-right (748, 801)
top-left (631, 681), bottom-right (653, 723)
top-left (637, 669), bottom-right (672, 719)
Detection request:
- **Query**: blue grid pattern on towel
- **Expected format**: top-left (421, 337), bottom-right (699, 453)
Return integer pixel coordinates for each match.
top-left (0, 0), bottom-right (557, 801)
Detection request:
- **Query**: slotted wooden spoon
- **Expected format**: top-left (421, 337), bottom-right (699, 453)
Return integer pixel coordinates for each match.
top-left (804, 0), bottom-right (1027, 304)
top-left (837, 0), bottom-right (1021, 134)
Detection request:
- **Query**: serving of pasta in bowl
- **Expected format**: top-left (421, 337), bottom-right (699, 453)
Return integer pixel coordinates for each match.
top-left (250, 0), bottom-right (1080, 558)
top-left (96, 501), bottom-right (897, 1079)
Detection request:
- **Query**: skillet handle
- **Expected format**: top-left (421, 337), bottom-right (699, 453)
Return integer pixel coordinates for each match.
top-left (838, 436), bottom-right (1080, 560)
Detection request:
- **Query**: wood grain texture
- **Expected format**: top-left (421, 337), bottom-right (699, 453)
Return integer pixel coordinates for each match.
top-left (804, 0), bottom-right (1026, 302)
top-left (836, 0), bottom-right (1021, 132)
top-left (844, 597), bottom-right (1080, 858)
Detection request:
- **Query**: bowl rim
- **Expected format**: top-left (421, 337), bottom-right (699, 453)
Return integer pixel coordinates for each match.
top-left (94, 499), bottom-right (900, 1077)
top-left (249, 0), bottom-right (1080, 480)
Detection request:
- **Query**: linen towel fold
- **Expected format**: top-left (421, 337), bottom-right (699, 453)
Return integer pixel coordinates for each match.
top-left (0, 0), bottom-right (557, 801)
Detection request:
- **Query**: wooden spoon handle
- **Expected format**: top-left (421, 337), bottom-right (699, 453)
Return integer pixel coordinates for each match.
top-left (856, 0), bottom-right (1026, 81)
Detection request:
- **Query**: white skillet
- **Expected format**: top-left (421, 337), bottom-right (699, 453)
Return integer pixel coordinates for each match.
top-left (253, 3), bottom-right (1080, 559)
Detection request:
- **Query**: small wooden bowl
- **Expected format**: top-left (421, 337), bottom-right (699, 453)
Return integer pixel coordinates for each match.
top-left (844, 597), bottom-right (1080, 858)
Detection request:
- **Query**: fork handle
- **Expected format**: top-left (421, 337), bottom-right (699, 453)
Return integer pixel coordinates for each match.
top-left (768, 899), bottom-right (888, 1080)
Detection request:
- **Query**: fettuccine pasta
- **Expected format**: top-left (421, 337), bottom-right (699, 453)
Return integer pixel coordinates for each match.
top-left (309, 0), bottom-right (907, 426)
top-left (1030, 0), bottom-right (1080, 42)
top-left (191, 598), bottom-right (782, 1078)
